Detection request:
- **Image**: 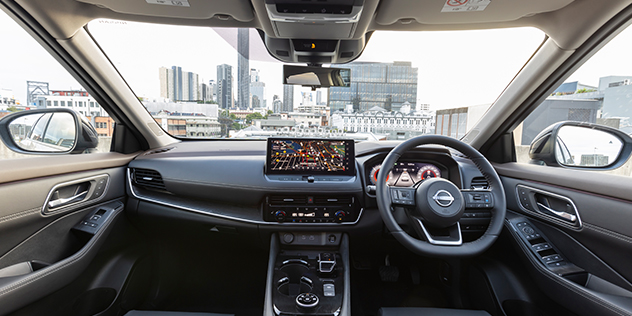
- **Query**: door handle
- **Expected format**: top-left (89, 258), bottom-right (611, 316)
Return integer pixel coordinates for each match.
top-left (48, 190), bottom-right (88, 208)
top-left (536, 202), bottom-right (577, 222)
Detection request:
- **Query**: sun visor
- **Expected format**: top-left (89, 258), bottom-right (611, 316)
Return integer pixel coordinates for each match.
top-left (374, 0), bottom-right (574, 25)
top-left (76, 0), bottom-right (255, 21)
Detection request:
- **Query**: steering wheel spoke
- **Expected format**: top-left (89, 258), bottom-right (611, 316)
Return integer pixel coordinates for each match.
top-left (389, 186), bottom-right (416, 207)
top-left (412, 217), bottom-right (463, 246)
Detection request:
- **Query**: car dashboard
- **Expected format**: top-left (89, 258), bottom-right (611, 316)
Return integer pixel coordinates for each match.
top-left (125, 138), bottom-right (491, 240)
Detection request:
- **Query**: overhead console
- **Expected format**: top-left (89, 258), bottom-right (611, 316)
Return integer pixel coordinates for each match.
top-left (261, 0), bottom-right (370, 64)
top-left (264, 0), bottom-right (364, 39)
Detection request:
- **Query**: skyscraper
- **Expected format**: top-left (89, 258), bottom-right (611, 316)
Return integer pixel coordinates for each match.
top-left (272, 95), bottom-right (282, 113)
top-left (283, 84), bottom-right (294, 113)
top-left (237, 28), bottom-right (250, 109)
top-left (250, 68), bottom-right (265, 109)
top-left (217, 64), bottom-right (233, 109)
top-left (158, 66), bottom-right (201, 102)
top-left (328, 61), bottom-right (418, 113)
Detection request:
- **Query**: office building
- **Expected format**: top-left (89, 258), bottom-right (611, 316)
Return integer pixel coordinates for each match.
top-left (328, 61), bottom-right (418, 114)
top-left (250, 68), bottom-right (266, 109)
top-left (331, 105), bottom-right (434, 140)
top-left (238, 28), bottom-right (250, 109)
top-left (283, 84), bottom-right (294, 112)
top-left (217, 64), bottom-right (233, 109)
top-left (159, 66), bottom-right (201, 102)
top-left (272, 95), bottom-right (283, 113)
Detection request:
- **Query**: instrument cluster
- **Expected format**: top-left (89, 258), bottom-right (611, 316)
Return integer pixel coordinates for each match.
top-left (368, 162), bottom-right (444, 187)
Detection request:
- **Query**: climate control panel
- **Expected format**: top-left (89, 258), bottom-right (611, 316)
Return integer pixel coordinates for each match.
top-left (263, 195), bottom-right (360, 223)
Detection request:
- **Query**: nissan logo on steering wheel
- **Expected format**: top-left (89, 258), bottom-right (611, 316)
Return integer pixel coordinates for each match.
top-left (433, 190), bottom-right (455, 207)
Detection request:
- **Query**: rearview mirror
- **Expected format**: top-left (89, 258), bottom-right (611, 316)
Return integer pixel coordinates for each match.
top-left (529, 121), bottom-right (632, 169)
top-left (283, 65), bottom-right (350, 88)
top-left (0, 108), bottom-right (99, 155)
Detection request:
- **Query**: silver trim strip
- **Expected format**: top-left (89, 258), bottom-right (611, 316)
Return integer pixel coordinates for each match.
top-left (295, 293), bottom-right (320, 309)
top-left (42, 174), bottom-right (110, 215)
top-left (282, 259), bottom-right (309, 266)
top-left (416, 219), bottom-right (463, 246)
top-left (127, 168), bottom-right (364, 226)
top-left (516, 184), bottom-right (583, 229)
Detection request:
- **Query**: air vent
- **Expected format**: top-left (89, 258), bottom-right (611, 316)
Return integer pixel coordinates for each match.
top-left (144, 147), bottom-right (175, 155)
top-left (269, 196), bottom-right (308, 205)
top-left (470, 177), bottom-right (489, 190)
top-left (276, 50), bottom-right (289, 57)
top-left (133, 168), bottom-right (166, 191)
top-left (314, 196), bottom-right (353, 204)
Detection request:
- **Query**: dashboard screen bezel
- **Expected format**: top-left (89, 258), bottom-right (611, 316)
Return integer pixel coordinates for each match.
top-left (265, 138), bottom-right (356, 176)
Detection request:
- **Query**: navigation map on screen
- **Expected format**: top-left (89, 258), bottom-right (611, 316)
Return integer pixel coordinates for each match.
top-left (267, 138), bottom-right (354, 175)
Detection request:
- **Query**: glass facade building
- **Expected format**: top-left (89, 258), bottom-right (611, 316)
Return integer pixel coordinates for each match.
top-left (328, 61), bottom-right (418, 113)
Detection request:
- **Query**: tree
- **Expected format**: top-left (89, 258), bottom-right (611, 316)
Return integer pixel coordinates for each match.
top-left (245, 112), bottom-right (264, 124)
top-left (264, 110), bottom-right (273, 119)
top-left (7, 106), bottom-right (19, 112)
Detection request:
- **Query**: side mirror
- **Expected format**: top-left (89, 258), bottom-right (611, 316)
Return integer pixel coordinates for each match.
top-left (529, 121), bottom-right (632, 169)
top-left (0, 108), bottom-right (99, 155)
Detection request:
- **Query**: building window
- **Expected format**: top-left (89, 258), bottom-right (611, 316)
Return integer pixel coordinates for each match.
top-left (47, 101), bottom-right (51, 107)
top-left (53, 101), bottom-right (58, 107)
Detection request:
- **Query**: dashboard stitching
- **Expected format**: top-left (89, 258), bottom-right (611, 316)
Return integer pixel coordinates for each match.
top-left (0, 207), bottom-right (40, 224)
top-left (583, 223), bottom-right (632, 245)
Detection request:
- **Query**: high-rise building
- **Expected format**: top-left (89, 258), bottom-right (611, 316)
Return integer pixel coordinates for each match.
top-left (272, 95), bottom-right (282, 113)
top-left (217, 64), bottom-right (233, 109)
top-left (328, 61), bottom-right (418, 114)
top-left (238, 28), bottom-right (250, 109)
top-left (316, 90), bottom-right (323, 105)
top-left (159, 66), bottom-right (201, 102)
top-left (249, 68), bottom-right (265, 109)
top-left (283, 84), bottom-right (294, 113)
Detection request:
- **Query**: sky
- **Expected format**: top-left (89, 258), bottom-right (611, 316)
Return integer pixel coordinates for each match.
top-left (2, 13), bottom-right (632, 111)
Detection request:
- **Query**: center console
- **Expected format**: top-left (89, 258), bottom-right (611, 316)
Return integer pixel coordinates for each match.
top-left (264, 232), bottom-right (351, 316)
top-left (263, 138), bottom-right (354, 316)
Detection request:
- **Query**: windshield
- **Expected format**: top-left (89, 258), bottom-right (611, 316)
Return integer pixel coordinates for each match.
top-left (88, 20), bottom-right (544, 141)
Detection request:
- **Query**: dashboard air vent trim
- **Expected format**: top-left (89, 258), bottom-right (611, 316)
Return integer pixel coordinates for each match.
top-left (470, 177), bottom-right (489, 190)
top-left (132, 168), bottom-right (167, 191)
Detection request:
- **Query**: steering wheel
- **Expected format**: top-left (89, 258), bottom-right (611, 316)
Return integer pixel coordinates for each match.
top-left (376, 135), bottom-right (506, 257)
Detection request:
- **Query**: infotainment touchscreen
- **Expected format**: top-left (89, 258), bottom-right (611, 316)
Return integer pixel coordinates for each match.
top-left (266, 138), bottom-right (355, 176)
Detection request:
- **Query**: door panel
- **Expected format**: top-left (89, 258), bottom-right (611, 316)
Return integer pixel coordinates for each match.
top-left (495, 162), bottom-right (632, 316)
top-left (0, 167), bottom-right (128, 315)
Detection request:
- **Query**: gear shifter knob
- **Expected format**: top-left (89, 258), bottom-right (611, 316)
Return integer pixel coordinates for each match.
top-left (318, 252), bottom-right (336, 274)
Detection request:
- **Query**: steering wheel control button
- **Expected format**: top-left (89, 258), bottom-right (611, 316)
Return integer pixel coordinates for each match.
top-left (296, 293), bottom-right (319, 309)
top-left (390, 188), bottom-right (415, 205)
top-left (463, 192), bottom-right (494, 209)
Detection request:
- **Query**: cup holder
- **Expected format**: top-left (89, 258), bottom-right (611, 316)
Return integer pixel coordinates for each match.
top-left (277, 262), bottom-right (312, 296)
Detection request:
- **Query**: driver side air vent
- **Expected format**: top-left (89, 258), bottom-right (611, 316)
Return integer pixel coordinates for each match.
top-left (133, 168), bottom-right (166, 191)
top-left (470, 177), bottom-right (489, 190)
